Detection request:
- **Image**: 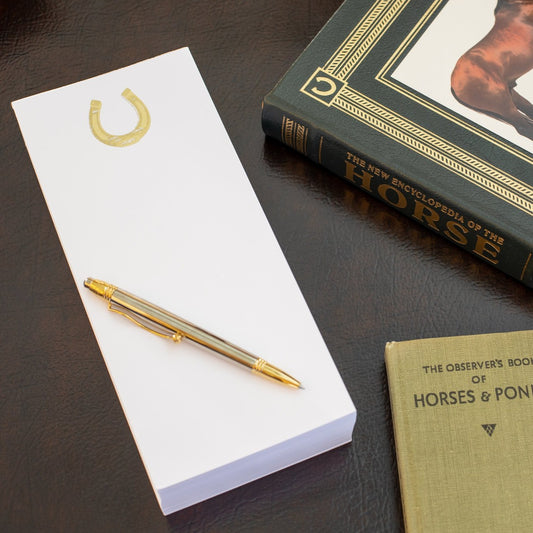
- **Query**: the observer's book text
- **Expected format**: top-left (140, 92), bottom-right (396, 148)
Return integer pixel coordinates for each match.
top-left (386, 330), bottom-right (533, 532)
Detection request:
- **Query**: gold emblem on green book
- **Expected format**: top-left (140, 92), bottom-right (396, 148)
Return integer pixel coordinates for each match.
top-left (301, 68), bottom-right (346, 106)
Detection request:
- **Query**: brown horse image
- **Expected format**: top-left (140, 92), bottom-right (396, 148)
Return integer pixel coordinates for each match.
top-left (451, 0), bottom-right (533, 140)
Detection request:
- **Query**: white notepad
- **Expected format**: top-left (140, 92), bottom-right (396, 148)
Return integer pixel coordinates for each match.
top-left (12, 48), bottom-right (356, 515)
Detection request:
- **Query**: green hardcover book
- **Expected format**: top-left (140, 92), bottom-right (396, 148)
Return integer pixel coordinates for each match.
top-left (385, 330), bottom-right (533, 532)
top-left (262, 0), bottom-right (533, 287)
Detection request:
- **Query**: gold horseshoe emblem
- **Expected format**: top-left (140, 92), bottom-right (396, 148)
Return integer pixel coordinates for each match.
top-left (89, 88), bottom-right (150, 147)
top-left (311, 76), bottom-right (337, 97)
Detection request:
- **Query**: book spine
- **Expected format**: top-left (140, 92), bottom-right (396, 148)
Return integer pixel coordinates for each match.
top-left (262, 98), bottom-right (533, 288)
top-left (384, 342), bottom-right (413, 532)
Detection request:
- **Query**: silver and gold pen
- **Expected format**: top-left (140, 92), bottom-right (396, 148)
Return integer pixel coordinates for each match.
top-left (84, 278), bottom-right (302, 389)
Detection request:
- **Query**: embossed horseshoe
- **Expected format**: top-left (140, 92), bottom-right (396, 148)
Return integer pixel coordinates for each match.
top-left (311, 76), bottom-right (337, 97)
top-left (89, 88), bottom-right (150, 147)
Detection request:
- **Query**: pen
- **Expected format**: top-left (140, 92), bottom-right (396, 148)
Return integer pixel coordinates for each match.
top-left (84, 278), bottom-right (302, 389)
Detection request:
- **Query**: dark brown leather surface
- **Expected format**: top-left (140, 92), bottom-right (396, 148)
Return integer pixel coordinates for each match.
top-left (1, 1), bottom-right (532, 531)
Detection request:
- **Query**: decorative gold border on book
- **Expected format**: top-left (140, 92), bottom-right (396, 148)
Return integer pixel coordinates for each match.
top-left (282, 115), bottom-right (309, 155)
top-left (325, 0), bottom-right (408, 77)
top-left (300, 0), bottom-right (533, 216)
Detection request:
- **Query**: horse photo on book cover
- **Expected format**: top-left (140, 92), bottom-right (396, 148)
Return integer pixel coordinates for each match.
top-left (451, 0), bottom-right (533, 141)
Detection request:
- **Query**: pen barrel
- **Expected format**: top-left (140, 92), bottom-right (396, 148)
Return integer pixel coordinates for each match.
top-left (111, 289), bottom-right (259, 368)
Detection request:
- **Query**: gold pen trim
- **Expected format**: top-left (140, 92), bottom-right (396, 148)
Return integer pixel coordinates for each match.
top-left (84, 278), bottom-right (302, 389)
top-left (109, 301), bottom-right (184, 343)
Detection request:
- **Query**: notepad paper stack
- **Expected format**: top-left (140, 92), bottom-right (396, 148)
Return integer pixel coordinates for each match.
top-left (386, 330), bottom-right (533, 532)
top-left (12, 48), bottom-right (356, 515)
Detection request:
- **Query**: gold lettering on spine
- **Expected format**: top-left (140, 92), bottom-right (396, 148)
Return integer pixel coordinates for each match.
top-left (445, 221), bottom-right (469, 245)
top-left (89, 88), bottom-right (150, 147)
top-left (473, 236), bottom-right (500, 264)
top-left (412, 200), bottom-right (440, 231)
top-left (378, 184), bottom-right (407, 209)
top-left (344, 161), bottom-right (373, 192)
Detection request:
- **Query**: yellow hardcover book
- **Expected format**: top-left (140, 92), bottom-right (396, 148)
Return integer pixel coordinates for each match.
top-left (385, 330), bottom-right (533, 533)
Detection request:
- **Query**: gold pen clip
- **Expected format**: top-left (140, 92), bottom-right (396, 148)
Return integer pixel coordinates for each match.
top-left (108, 301), bottom-right (183, 343)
